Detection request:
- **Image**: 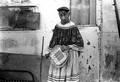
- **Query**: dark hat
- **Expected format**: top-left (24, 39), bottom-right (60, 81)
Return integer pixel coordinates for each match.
top-left (57, 6), bottom-right (70, 12)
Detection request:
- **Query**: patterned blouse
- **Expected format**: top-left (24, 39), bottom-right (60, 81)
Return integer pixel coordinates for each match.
top-left (49, 24), bottom-right (84, 49)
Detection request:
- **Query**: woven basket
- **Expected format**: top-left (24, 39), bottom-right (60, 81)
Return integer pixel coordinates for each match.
top-left (49, 45), bottom-right (68, 68)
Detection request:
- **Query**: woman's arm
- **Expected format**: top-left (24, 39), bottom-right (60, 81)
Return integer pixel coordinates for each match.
top-left (68, 44), bottom-right (84, 52)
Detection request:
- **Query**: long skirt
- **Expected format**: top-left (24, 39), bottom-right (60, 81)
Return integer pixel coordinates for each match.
top-left (48, 49), bottom-right (80, 82)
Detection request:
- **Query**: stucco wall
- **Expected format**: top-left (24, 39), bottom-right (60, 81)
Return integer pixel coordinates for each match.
top-left (101, 0), bottom-right (120, 82)
top-left (0, 31), bottom-right (43, 55)
top-left (0, 0), bottom-right (70, 55)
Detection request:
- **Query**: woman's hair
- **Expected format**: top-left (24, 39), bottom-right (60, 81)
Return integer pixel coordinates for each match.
top-left (57, 6), bottom-right (70, 12)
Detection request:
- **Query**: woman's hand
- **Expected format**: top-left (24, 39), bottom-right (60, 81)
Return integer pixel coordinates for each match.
top-left (44, 53), bottom-right (50, 59)
top-left (61, 45), bottom-right (69, 52)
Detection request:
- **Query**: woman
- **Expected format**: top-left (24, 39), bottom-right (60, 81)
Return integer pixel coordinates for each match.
top-left (47, 6), bottom-right (84, 82)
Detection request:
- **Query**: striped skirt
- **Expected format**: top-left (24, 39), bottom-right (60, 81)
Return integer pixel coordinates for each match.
top-left (48, 49), bottom-right (80, 82)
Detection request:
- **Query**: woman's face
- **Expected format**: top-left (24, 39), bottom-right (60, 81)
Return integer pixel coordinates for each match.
top-left (58, 11), bottom-right (70, 25)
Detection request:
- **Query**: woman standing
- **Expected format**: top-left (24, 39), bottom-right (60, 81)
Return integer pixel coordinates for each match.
top-left (47, 6), bottom-right (84, 82)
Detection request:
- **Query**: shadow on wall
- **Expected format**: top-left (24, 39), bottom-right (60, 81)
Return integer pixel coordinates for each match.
top-left (0, 53), bottom-right (41, 82)
top-left (102, 51), bottom-right (120, 81)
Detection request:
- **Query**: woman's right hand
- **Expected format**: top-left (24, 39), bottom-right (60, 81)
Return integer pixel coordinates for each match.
top-left (44, 53), bottom-right (50, 59)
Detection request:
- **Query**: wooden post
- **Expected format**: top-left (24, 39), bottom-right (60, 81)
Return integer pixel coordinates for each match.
top-left (113, 0), bottom-right (120, 38)
top-left (40, 36), bottom-right (44, 82)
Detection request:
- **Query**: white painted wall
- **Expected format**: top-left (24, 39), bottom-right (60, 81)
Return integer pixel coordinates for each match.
top-left (30, 0), bottom-right (70, 31)
top-left (0, 0), bottom-right (70, 55)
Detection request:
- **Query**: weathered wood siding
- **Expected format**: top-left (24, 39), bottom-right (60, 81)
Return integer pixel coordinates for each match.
top-left (71, 0), bottom-right (96, 25)
top-left (101, 0), bottom-right (120, 82)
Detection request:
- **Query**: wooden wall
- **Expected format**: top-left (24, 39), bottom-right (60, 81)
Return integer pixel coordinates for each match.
top-left (70, 0), bottom-right (96, 25)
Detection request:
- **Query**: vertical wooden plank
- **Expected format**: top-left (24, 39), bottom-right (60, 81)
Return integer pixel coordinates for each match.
top-left (81, 0), bottom-right (90, 25)
top-left (70, 0), bottom-right (81, 25)
top-left (96, 0), bottom-right (102, 26)
top-left (70, 0), bottom-right (90, 25)
top-left (90, 0), bottom-right (96, 25)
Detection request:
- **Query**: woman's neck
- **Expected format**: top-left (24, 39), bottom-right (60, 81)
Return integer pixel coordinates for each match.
top-left (61, 20), bottom-right (70, 25)
top-left (57, 21), bottom-right (75, 29)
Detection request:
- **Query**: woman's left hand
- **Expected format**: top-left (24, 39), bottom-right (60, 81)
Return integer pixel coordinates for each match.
top-left (61, 45), bottom-right (69, 52)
